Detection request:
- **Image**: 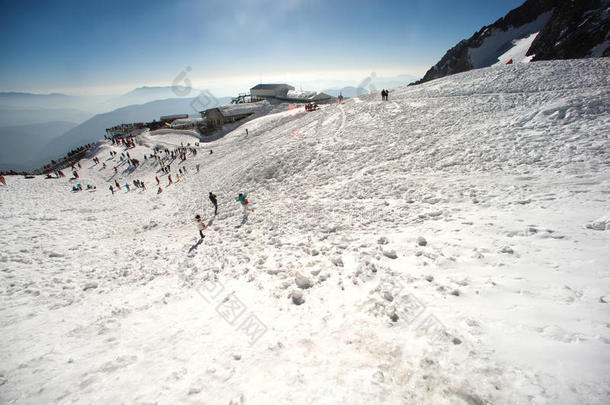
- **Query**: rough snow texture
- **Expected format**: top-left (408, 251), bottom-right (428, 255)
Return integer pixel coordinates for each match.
top-left (1, 59), bottom-right (609, 404)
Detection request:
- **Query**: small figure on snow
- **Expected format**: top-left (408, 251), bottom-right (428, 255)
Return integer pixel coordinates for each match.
top-left (209, 191), bottom-right (218, 215)
top-left (236, 193), bottom-right (249, 214)
top-left (194, 214), bottom-right (206, 239)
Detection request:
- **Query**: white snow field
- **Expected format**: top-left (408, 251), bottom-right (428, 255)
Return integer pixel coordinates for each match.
top-left (1, 58), bottom-right (609, 404)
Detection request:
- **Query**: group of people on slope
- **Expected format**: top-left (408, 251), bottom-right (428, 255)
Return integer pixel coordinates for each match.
top-left (193, 192), bottom-right (249, 240)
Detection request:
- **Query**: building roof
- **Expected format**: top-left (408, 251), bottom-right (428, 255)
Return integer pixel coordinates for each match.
top-left (218, 102), bottom-right (266, 117)
top-left (202, 101), bottom-right (268, 118)
top-left (279, 90), bottom-right (334, 102)
top-left (250, 83), bottom-right (294, 90)
top-left (160, 114), bottom-right (188, 121)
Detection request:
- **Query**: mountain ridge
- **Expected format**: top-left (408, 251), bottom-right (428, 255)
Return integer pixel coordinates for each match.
top-left (413, 0), bottom-right (610, 85)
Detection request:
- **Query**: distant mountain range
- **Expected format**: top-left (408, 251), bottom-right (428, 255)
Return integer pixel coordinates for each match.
top-left (103, 86), bottom-right (205, 111)
top-left (413, 0), bottom-right (610, 85)
top-left (0, 105), bottom-right (93, 127)
top-left (0, 92), bottom-right (108, 113)
top-left (0, 86), bottom-right (207, 116)
top-left (0, 121), bottom-right (79, 171)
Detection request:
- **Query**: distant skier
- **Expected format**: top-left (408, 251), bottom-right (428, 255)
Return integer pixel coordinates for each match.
top-left (194, 214), bottom-right (206, 239)
top-left (0, 175), bottom-right (6, 186)
top-left (245, 128), bottom-right (249, 136)
top-left (156, 176), bottom-right (160, 185)
top-left (109, 185), bottom-right (114, 194)
top-left (209, 192), bottom-right (218, 215)
top-left (236, 193), bottom-right (249, 214)
top-left (157, 187), bottom-right (163, 194)
top-left (125, 183), bottom-right (130, 191)
top-left (114, 179), bottom-right (121, 189)
top-left (196, 164), bottom-right (200, 173)
top-left (168, 174), bottom-right (173, 185)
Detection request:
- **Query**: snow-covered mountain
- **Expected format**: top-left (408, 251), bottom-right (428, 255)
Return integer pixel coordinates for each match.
top-left (1, 58), bottom-right (609, 404)
top-left (102, 86), bottom-right (207, 112)
top-left (414, 0), bottom-right (610, 85)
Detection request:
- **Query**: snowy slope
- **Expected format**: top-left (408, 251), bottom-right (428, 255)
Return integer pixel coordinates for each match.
top-left (1, 58), bottom-right (609, 404)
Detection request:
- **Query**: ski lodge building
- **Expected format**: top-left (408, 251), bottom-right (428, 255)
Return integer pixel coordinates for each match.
top-left (250, 83), bottom-right (334, 104)
top-left (200, 103), bottom-right (267, 130)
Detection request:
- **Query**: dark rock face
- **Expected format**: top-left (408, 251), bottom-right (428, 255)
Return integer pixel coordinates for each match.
top-left (529, 0), bottom-right (610, 60)
top-left (412, 0), bottom-right (610, 85)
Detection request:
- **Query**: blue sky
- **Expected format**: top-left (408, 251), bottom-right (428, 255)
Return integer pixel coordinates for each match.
top-left (0, 0), bottom-right (525, 96)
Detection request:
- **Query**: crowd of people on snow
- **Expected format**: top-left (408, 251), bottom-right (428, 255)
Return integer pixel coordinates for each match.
top-left (109, 136), bottom-right (136, 148)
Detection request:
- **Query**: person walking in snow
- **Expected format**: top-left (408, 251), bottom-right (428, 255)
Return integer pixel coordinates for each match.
top-left (168, 174), bottom-right (173, 185)
top-left (196, 164), bottom-right (200, 173)
top-left (194, 214), bottom-right (206, 239)
top-left (236, 193), bottom-right (249, 214)
top-left (156, 176), bottom-right (160, 185)
top-left (109, 185), bottom-right (114, 194)
top-left (0, 175), bottom-right (6, 186)
top-left (125, 183), bottom-right (130, 192)
top-left (209, 192), bottom-right (218, 215)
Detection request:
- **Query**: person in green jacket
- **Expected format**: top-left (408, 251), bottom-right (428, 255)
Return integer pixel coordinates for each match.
top-left (236, 193), bottom-right (249, 214)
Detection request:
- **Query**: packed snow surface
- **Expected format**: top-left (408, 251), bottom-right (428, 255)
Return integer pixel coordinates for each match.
top-left (1, 59), bottom-right (609, 404)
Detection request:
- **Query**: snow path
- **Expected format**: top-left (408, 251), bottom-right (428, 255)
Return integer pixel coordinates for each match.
top-left (1, 58), bottom-right (609, 404)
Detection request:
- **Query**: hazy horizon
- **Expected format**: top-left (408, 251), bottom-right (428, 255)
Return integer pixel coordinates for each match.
top-left (1, 0), bottom-right (524, 97)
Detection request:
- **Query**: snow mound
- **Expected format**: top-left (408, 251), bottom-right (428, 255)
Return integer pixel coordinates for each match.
top-left (586, 216), bottom-right (610, 231)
